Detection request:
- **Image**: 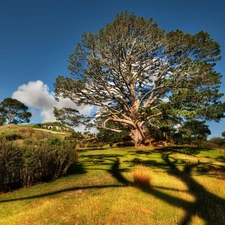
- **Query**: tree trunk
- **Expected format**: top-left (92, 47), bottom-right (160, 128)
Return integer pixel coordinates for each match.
top-left (8, 111), bottom-right (13, 124)
top-left (132, 126), bottom-right (145, 147)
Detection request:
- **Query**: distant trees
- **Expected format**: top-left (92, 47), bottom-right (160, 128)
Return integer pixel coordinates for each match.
top-left (209, 137), bottom-right (225, 148)
top-left (178, 120), bottom-right (211, 145)
top-left (97, 128), bottom-right (132, 146)
top-left (55, 11), bottom-right (225, 147)
top-left (146, 120), bottom-right (211, 146)
top-left (222, 131), bottom-right (225, 138)
top-left (0, 116), bottom-right (5, 125)
top-left (0, 98), bottom-right (32, 124)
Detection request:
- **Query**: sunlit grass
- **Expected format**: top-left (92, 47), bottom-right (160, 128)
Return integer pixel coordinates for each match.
top-left (0, 146), bottom-right (225, 225)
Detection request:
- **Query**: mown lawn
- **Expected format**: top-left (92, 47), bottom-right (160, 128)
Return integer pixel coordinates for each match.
top-left (0, 146), bottom-right (225, 225)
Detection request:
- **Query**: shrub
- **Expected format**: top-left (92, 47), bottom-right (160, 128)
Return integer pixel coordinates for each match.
top-left (47, 137), bottom-right (63, 146)
top-left (0, 140), bottom-right (77, 192)
top-left (18, 127), bottom-right (33, 138)
top-left (23, 139), bottom-right (35, 145)
top-left (5, 133), bottom-right (23, 141)
top-left (34, 130), bottom-right (51, 139)
top-left (85, 142), bottom-right (100, 148)
top-left (117, 141), bottom-right (135, 147)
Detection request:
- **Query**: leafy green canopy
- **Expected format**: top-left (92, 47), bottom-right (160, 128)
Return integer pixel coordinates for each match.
top-left (222, 131), bottom-right (225, 138)
top-left (54, 12), bottom-right (224, 145)
top-left (0, 98), bottom-right (32, 124)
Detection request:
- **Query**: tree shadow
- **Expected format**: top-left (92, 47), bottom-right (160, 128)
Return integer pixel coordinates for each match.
top-left (108, 158), bottom-right (130, 185)
top-left (108, 154), bottom-right (225, 225)
top-left (0, 184), bottom-right (128, 203)
top-left (155, 146), bottom-right (213, 156)
top-left (79, 153), bottom-right (125, 171)
top-left (217, 155), bottom-right (225, 163)
top-left (195, 162), bottom-right (225, 180)
top-left (127, 150), bottom-right (153, 156)
top-left (1, 148), bottom-right (225, 225)
top-left (67, 162), bottom-right (87, 175)
top-left (162, 153), bottom-right (225, 225)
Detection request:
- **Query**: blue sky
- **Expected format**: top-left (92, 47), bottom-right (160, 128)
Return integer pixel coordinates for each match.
top-left (0, 0), bottom-right (225, 137)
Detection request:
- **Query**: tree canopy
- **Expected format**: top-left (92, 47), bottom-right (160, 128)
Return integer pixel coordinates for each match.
top-left (0, 98), bottom-right (32, 124)
top-left (222, 131), bottom-right (225, 138)
top-left (176, 120), bottom-right (211, 145)
top-left (54, 12), bottom-right (225, 146)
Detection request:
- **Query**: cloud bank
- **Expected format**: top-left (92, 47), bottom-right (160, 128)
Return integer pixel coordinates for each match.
top-left (12, 80), bottom-right (94, 130)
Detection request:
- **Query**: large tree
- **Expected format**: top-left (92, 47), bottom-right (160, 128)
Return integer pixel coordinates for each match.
top-left (0, 98), bottom-right (32, 124)
top-left (54, 12), bottom-right (225, 147)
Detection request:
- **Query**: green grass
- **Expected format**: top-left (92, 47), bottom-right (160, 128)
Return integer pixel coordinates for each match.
top-left (0, 124), bottom-right (70, 145)
top-left (0, 146), bottom-right (225, 225)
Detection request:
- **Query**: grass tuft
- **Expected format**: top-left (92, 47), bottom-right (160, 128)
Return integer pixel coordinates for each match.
top-left (133, 165), bottom-right (151, 189)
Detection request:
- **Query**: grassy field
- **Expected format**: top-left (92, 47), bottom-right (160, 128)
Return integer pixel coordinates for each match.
top-left (0, 145), bottom-right (225, 225)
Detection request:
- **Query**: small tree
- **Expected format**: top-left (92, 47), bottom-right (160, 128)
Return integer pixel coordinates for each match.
top-left (0, 98), bottom-right (32, 124)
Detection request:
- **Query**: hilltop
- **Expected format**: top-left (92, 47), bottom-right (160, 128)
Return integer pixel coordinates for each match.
top-left (0, 122), bottom-right (72, 145)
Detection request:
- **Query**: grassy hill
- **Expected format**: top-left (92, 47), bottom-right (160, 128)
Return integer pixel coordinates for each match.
top-left (0, 142), bottom-right (225, 224)
top-left (0, 123), bottom-right (72, 146)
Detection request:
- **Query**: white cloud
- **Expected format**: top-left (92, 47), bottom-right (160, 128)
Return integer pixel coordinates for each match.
top-left (12, 80), bottom-right (94, 130)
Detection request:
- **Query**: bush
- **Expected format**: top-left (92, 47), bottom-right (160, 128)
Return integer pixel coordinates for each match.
top-left (117, 141), bottom-right (134, 147)
top-left (47, 137), bottom-right (63, 146)
top-left (23, 139), bottom-right (35, 145)
top-left (5, 133), bottom-right (23, 141)
top-left (208, 137), bottom-right (225, 149)
top-left (0, 140), bottom-right (77, 192)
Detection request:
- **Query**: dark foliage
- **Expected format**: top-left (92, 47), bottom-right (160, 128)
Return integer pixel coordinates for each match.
top-left (0, 98), bottom-right (32, 124)
top-left (0, 140), bottom-right (77, 192)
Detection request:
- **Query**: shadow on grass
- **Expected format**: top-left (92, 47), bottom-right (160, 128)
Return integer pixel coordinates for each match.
top-left (217, 155), bottom-right (225, 162)
top-left (124, 157), bottom-right (168, 169)
top-left (67, 162), bottom-right (87, 175)
top-left (196, 162), bottom-right (225, 179)
top-left (79, 153), bottom-right (125, 170)
top-left (108, 158), bottom-right (130, 185)
top-left (127, 150), bottom-right (153, 156)
top-left (77, 147), bottom-right (107, 151)
top-left (107, 153), bottom-right (225, 225)
top-left (1, 147), bottom-right (225, 225)
top-left (155, 146), bottom-right (213, 156)
top-left (162, 153), bottom-right (225, 225)
top-left (0, 184), bottom-right (128, 203)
